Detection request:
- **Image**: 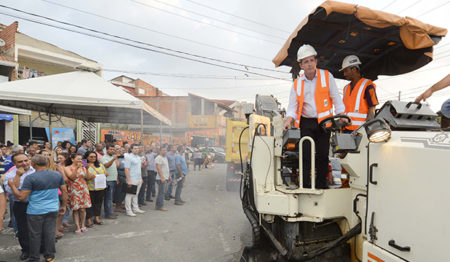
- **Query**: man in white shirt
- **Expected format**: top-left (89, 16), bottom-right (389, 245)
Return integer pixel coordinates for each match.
top-left (283, 44), bottom-right (346, 189)
top-left (3, 153), bottom-right (35, 260)
top-left (124, 144), bottom-right (145, 217)
top-left (155, 147), bottom-right (171, 211)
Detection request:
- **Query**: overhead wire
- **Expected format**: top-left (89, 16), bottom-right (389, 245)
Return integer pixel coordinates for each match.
top-left (381, 0), bottom-right (397, 10)
top-left (103, 68), bottom-right (290, 80)
top-left (0, 11), bottom-right (289, 81)
top-left (398, 0), bottom-right (422, 14)
top-left (38, 0), bottom-right (269, 61)
top-left (182, 0), bottom-right (290, 34)
top-left (0, 5), bottom-right (290, 75)
top-left (130, 0), bottom-right (283, 45)
top-left (416, 1), bottom-right (450, 17)
top-left (142, 0), bottom-right (286, 40)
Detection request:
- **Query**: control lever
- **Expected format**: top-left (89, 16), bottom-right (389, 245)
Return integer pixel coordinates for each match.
top-left (388, 240), bottom-right (411, 252)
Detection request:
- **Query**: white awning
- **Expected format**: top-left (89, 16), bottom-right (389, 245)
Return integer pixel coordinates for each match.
top-left (0, 105), bottom-right (31, 115)
top-left (0, 71), bottom-right (171, 125)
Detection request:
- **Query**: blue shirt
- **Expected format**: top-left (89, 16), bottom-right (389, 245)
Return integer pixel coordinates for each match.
top-left (21, 170), bottom-right (65, 215)
top-left (175, 153), bottom-right (188, 176)
top-left (3, 166), bottom-right (35, 202)
top-left (0, 155), bottom-right (14, 175)
top-left (167, 151), bottom-right (176, 171)
top-left (146, 152), bottom-right (157, 172)
top-left (124, 153), bottom-right (142, 183)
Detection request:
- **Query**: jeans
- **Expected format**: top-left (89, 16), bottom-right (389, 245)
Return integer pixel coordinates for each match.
top-left (156, 180), bottom-right (167, 208)
top-left (86, 190), bottom-right (105, 219)
top-left (138, 176), bottom-right (148, 204)
top-left (125, 180), bottom-right (142, 214)
top-left (62, 208), bottom-right (70, 223)
top-left (146, 170), bottom-right (157, 200)
top-left (27, 211), bottom-right (58, 262)
top-left (104, 181), bottom-right (116, 217)
top-left (175, 174), bottom-right (185, 201)
top-left (13, 201), bottom-right (29, 253)
top-left (115, 175), bottom-right (127, 204)
top-left (165, 170), bottom-right (176, 199)
top-left (8, 194), bottom-right (18, 233)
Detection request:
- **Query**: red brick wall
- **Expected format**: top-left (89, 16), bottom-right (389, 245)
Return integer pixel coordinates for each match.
top-left (140, 97), bottom-right (190, 125)
top-left (0, 22), bottom-right (18, 57)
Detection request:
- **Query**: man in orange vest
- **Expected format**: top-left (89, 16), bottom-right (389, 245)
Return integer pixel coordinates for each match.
top-left (284, 44), bottom-right (346, 189)
top-left (340, 55), bottom-right (379, 132)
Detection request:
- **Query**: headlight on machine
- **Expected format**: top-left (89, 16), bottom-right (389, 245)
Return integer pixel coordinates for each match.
top-left (364, 118), bottom-right (392, 143)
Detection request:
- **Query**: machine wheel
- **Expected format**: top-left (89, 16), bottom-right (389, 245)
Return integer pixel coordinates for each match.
top-left (226, 163), bottom-right (236, 191)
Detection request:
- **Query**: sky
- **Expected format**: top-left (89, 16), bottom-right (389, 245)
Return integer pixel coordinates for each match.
top-left (0, 0), bottom-right (449, 111)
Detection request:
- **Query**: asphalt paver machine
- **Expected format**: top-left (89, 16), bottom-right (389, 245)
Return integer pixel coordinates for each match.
top-left (240, 2), bottom-right (449, 261)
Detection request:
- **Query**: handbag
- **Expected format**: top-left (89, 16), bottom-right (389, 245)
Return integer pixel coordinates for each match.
top-left (121, 183), bottom-right (138, 194)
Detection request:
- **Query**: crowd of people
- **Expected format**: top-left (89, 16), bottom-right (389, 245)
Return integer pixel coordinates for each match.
top-left (0, 139), bottom-right (190, 262)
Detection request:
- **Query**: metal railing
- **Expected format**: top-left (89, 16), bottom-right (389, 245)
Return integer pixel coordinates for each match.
top-left (298, 136), bottom-right (316, 190)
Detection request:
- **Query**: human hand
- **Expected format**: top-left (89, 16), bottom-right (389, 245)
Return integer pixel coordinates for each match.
top-left (339, 114), bottom-right (350, 124)
top-left (161, 178), bottom-right (166, 184)
top-left (415, 89), bottom-right (432, 103)
top-left (7, 178), bottom-right (14, 188)
top-left (127, 181), bottom-right (132, 188)
top-left (283, 117), bottom-right (293, 131)
top-left (16, 167), bottom-right (25, 177)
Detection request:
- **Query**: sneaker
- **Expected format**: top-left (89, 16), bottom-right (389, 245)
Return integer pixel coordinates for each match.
top-left (164, 197), bottom-right (171, 201)
top-left (133, 209), bottom-right (146, 214)
top-left (105, 215), bottom-right (117, 219)
top-left (45, 257), bottom-right (55, 262)
top-left (177, 200), bottom-right (186, 204)
top-left (156, 207), bottom-right (168, 211)
top-left (126, 212), bottom-right (137, 217)
top-left (174, 201), bottom-right (184, 205)
top-left (139, 202), bottom-right (147, 206)
top-left (145, 199), bottom-right (153, 202)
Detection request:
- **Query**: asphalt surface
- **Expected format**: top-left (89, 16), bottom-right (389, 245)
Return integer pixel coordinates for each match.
top-left (0, 163), bottom-right (252, 262)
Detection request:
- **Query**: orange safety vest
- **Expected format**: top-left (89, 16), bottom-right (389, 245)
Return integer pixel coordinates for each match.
top-left (293, 69), bottom-right (333, 128)
top-left (343, 78), bottom-right (375, 130)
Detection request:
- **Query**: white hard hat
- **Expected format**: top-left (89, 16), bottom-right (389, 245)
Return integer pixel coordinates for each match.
top-left (340, 55), bottom-right (361, 71)
top-left (297, 44), bottom-right (317, 62)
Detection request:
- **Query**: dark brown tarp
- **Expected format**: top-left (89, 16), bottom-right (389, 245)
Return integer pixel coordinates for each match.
top-left (273, 1), bottom-right (447, 80)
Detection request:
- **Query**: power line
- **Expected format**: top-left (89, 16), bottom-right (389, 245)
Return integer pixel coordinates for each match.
top-left (130, 0), bottom-right (282, 45)
top-left (182, 0), bottom-right (290, 34)
top-left (416, 1), bottom-right (450, 17)
top-left (0, 5), bottom-right (289, 75)
top-left (38, 0), bottom-right (269, 62)
top-left (381, 0), bottom-right (397, 10)
top-left (0, 11), bottom-right (289, 81)
top-left (398, 0), bottom-right (422, 14)
top-left (143, 0), bottom-right (286, 40)
top-left (161, 83), bottom-right (288, 90)
top-left (103, 68), bottom-right (290, 80)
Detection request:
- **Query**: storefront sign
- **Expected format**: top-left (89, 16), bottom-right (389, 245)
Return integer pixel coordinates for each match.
top-left (45, 128), bottom-right (76, 147)
top-left (189, 115), bottom-right (216, 128)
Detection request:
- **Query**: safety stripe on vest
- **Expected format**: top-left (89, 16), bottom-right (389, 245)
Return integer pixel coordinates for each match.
top-left (343, 84), bottom-right (349, 99)
top-left (318, 109), bottom-right (332, 119)
top-left (319, 69), bottom-right (326, 88)
top-left (347, 112), bottom-right (368, 118)
top-left (296, 81), bottom-right (302, 96)
top-left (354, 79), bottom-right (369, 113)
top-left (351, 120), bottom-right (365, 126)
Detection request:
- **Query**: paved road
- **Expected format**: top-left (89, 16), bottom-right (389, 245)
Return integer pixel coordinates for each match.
top-left (0, 163), bottom-right (252, 262)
